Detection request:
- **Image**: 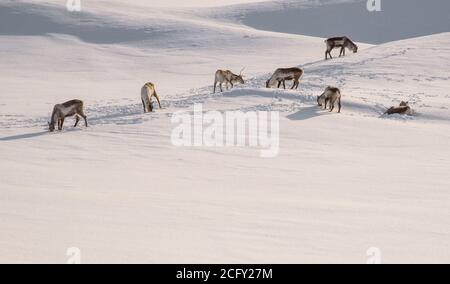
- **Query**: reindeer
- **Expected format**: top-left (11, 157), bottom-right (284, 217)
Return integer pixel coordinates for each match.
top-left (213, 69), bottom-right (245, 93)
top-left (266, 68), bottom-right (303, 90)
top-left (325, 37), bottom-right (358, 60)
top-left (141, 82), bottom-right (162, 113)
top-left (317, 86), bottom-right (342, 113)
top-left (48, 99), bottom-right (88, 132)
top-left (385, 101), bottom-right (413, 115)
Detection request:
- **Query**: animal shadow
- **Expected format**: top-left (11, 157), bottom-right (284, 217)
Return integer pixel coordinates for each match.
top-left (287, 106), bottom-right (333, 121)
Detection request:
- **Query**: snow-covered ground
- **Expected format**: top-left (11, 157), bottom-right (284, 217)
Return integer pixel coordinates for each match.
top-left (0, 0), bottom-right (449, 263)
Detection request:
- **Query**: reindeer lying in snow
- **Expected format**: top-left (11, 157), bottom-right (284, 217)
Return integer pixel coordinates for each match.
top-left (385, 101), bottom-right (413, 115)
top-left (266, 68), bottom-right (303, 90)
top-left (317, 86), bottom-right (342, 113)
top-left (213, 69), bottom-right (245, 93)
top-left (141, 82), bottom-right (162, 113)
top-left (48, 100), bottom-right (88, 132)
top-left (325, 36), bottom-right (358, 60)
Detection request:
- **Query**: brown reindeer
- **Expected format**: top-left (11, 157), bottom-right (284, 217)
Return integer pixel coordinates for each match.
top-left (317, 86), bottom-right (342, 113)
top-left (385, 101), bottom-right (413, 115)
top-left (48, 100), bottom-right (88, 132)
top-left (266, 68), bottom-right (303, 90)
top-left (325, 37), bottom-right (358, 60)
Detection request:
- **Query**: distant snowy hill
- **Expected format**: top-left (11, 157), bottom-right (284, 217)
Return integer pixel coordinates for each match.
top-left (238, 0), bottom-right (450, 44)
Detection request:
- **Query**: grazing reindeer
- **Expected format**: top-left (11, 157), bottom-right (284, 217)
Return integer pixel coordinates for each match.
top-left (141, 82), bottom-right (162, 113)
top-left (266, 68), bottom-right (303, 90)
top-left (385, 101), bottom-right (413, 115)
top-left (317, 86), bottom-right (342, 113)
top-left (325, 37), bottom-right (358, 60)
top-left (48, 99), bottom-right (88, 132)
top-left (213, 69), bottom-right (245, 93)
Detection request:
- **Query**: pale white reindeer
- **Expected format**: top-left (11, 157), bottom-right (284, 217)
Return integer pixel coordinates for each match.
top-left (48, 99), bottom-right (88, 132)
top-left (141, 82), bottom-right (162, 113)
top-left (213, 68), bottom-right (245, 93)
top-left (266, 68), bottom-right (303, 90)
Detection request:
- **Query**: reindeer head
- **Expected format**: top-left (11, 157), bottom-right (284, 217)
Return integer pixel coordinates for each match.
top-left (235, 75), bottom-right (244, 84)
top-left (234, 67), bottom-right (245, 84)
top-left (48, 121), bottom-right (55, 132)
top-left (317, 96), bottom-right (322, 107)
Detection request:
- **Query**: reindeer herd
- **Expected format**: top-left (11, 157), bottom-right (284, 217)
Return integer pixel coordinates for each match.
top-left (45, 36), bottom-right (409, 132)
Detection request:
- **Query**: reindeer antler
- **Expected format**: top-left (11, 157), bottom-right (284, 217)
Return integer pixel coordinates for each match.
top-left (239, 67), bottom-right (246, 75)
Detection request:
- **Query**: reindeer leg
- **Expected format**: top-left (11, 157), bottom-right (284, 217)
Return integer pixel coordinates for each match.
top-left (149, 101), bottom-right (153, 112)
top-left (290, 81), bottom-right (295, 89)
top-left (277, 81), bottom-right (281, 89)
top-left (74, 115), bottom-right (80, 127)
top-left (59, 118), bottom-right (65, 131)
top-left (219, 83), bottom-right (223, 92)
top-left (213, 81), bottom-right (217, 94)
top-left (77, 108), bottom-right (88, 127)
top-left (83, 115), bottom-right (88, 127)
top-left (283, 81), bottom-right (286, 90)
top-left (154, 93), bottom-right (162, 109)
top-left (142, 100), bottom-right (147, 113)
top-left (338, 98), bottom-right (341, 113)
top-left (331, 98), bottom-right (338, 112)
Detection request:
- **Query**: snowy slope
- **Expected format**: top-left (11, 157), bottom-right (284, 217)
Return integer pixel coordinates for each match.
top-left (0, 0), bottom-right (338, 114)
top-left (0, 0), bottom-right (449, 264)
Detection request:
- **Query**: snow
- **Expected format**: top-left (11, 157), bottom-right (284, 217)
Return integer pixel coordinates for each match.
top-left (0, 0), bottom-right (449, 263)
